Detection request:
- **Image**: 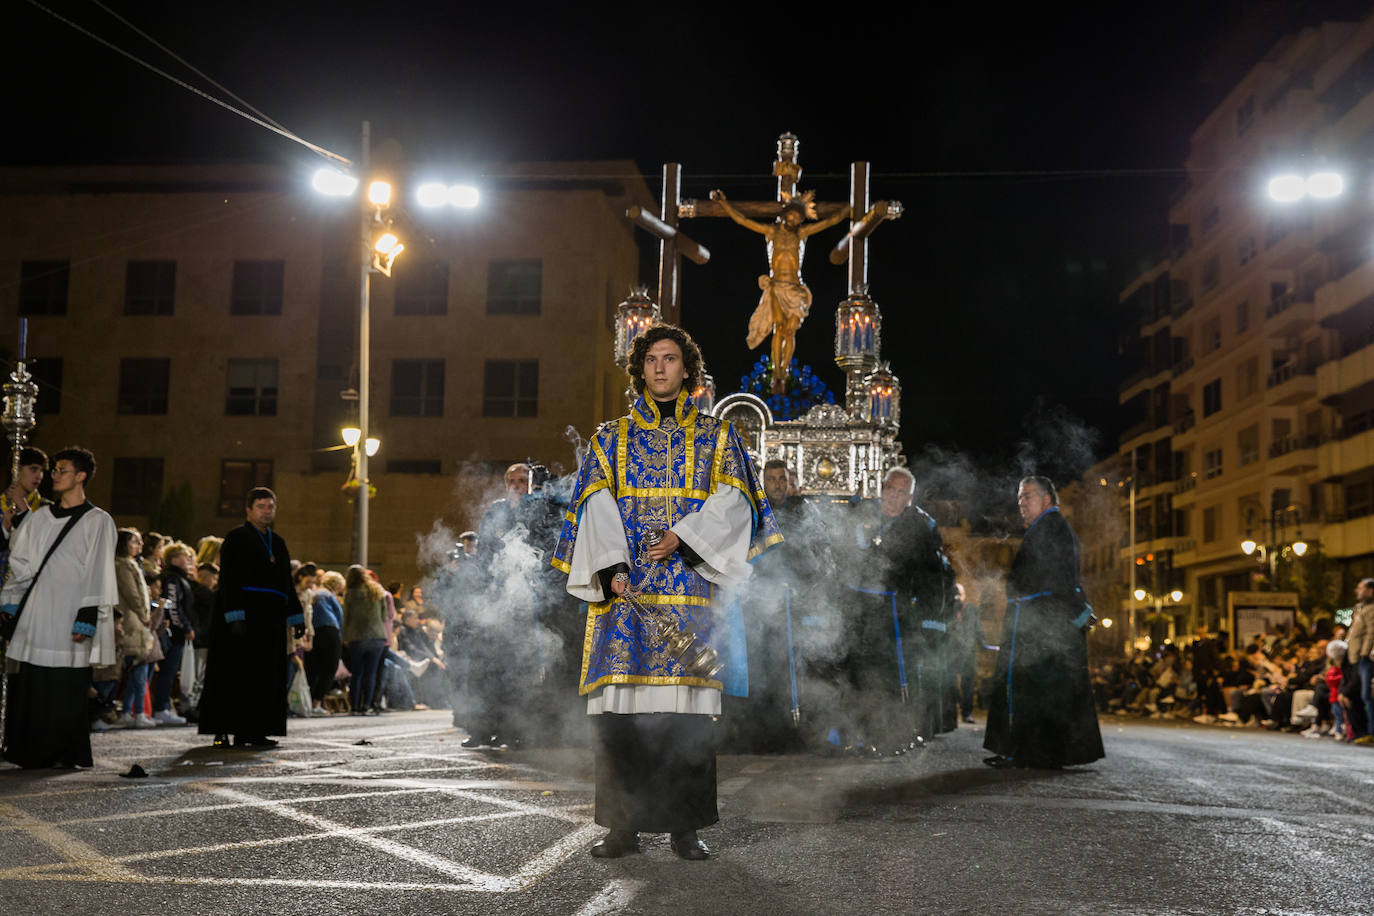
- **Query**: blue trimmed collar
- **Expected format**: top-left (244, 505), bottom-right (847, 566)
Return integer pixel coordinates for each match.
top-left (631, 388), bottom-right (697, 430)
top-left (1027, 505), bottom-right (1060, 531)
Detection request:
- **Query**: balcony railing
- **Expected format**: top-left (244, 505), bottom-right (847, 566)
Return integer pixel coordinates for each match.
top-left (1266, 361), bottom-right (1316, 388)
top-left (1265, 289), bottom-right (1315, 319)
top-left (1269, 434), bottom-right (1324, 457)
top-left (1172, 355), bottom-right (1194, 378)
top-left (1173, 412), bottom-right (1196, 435)
top-left (1171, 298), bottom-right (1194, 319)
top-left (1174, 476), bottom-right (1197, 495)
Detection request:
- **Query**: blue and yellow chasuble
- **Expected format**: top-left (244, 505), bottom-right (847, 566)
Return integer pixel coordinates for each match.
top-left (552, 389), bottom-right (783, 696)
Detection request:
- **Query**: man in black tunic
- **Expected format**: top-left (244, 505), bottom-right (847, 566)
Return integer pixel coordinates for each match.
top-left (984, 476), bottom-right (1104, 769)
top-left (198, 487), bottom-right (304, 748)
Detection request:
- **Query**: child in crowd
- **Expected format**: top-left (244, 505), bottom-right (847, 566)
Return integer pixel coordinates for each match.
top-left (1326, 639), bottom-right (1349, 741)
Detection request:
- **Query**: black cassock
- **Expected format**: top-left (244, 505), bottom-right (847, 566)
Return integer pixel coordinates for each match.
top-left (198, 523), bottom-right (303, 739)
top-left (984, 507), bottom-right (1104, 767)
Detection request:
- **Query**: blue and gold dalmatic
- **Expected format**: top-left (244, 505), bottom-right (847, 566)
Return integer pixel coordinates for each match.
top-left (552, 389), bottom-right (783, 695)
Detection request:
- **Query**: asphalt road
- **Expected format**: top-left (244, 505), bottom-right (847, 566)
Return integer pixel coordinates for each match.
top-left (2, 711), bottom-right (1371, 915)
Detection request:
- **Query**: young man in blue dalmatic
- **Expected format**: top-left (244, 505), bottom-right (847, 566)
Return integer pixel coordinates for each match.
top-left (552, 324), bottom-right (781, 860)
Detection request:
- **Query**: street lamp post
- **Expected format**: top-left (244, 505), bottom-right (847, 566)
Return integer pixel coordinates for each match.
top-left (1240, 503), bottom-right (1308, 588)
top-left (357, 121), bottom-right (373, 568)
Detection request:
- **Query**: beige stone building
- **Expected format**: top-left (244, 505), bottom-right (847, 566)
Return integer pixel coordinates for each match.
top-left (0, 162), bottom-right (651, 580)
top-left (1115, 15), bottom-right (1374, 641)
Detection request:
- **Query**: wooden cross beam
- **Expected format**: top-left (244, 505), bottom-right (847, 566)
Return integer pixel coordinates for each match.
top-left (624, 163), bottom-right (709, 325)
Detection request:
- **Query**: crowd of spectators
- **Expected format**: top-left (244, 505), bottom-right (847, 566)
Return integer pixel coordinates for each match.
top-left (90, 528), bottom-right (447, 731)
top-left (1090, 616), bottom-right (1373, 745)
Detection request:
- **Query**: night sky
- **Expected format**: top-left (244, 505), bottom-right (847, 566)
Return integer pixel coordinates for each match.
top-left (10, 0), bottom-right (1371, 487)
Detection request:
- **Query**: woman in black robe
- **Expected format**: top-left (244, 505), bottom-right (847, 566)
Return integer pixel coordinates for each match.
top-left (984, 476), bottom-right (1104, 769)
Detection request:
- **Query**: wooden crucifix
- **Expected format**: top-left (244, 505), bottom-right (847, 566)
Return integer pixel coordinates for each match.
top-left (625, 163), bottom-right (710, 326)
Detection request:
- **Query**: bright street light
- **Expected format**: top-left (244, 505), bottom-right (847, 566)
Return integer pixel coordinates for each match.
top-left (374, 232), bottom-right (403, 255)
top-left (368, 180), bottom-right (392, 206)
top-left (1133, 587), bottom-right (1147, 602)
top-left (364, 437), bottom-right (381, 457)
top-left (1101, 618), bottom-right (1113, 629)
top-left (1292, 539), bottom-right (1309, 557)
top-left (1240, 537), bottom-right (1258, 555)
top-left (448, 184), bottom-right (480, 208)
top-left (416, 182), bottom-right (449, 208)
top-left (312, 168), bottom-right (358, 196)
top-left (1267, 174), bottom-right (1306, 203)
top-left (341, 426), bottom-right (362, 447)
top-left (1170, 589), bottom-right (1184, 603)
top-left (1306, 171), bottom-right (1344, 199)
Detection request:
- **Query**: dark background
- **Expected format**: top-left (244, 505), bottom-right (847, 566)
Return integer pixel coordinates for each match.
top-left (9, 0), bottom-right (1371, 488)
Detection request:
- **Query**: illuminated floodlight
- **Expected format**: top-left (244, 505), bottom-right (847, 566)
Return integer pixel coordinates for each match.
top-left (448, 184), bottom-right (480, 208)
top-left (1170, 589), bottom-right (1184, 603)
top-left (312, 168), bottom-right (358, 196)
top-left (341, 426), bottom-right (362, 447)
top-left (1133, 588), bottom-right (1147, 602)
top-left (368, 181), bottom-right (393, 206)
top-left (1267, 173), bottom-right (1306, 203)
top-left (365, 437), bottom-right (381, 457)
top-left (375, 232), bottom-right (402, 255)
top-left (416, 182), bottom-right (449, 208)
top-left (1306, 171), bottom-right (1344, 199)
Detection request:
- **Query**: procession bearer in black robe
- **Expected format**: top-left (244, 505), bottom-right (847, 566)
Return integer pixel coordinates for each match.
top-left (198, 487), bottom-right (304, 749)
top-left (984, 476), bottom-right (1104, 769)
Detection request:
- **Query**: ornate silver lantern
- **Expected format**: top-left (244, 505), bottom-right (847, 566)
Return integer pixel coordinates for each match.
top-left (835, 289), bottom-right (881, 419)
top-left (862, 361), bottom-right (901, 432)
top-left (690, 372), bottom-right (715, 415)
top-left (613, 285), bottom-right (659, 369)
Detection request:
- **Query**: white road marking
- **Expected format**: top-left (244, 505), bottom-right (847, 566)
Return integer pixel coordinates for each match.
top-left (574, 878), bottom-right (647, 916)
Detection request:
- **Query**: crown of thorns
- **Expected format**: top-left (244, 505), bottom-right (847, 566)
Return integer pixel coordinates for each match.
top-left (780, 189), bottom-right (818, 220)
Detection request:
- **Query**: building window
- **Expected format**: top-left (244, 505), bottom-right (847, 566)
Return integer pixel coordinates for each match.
top-left (1236, 237), bottom-right (1256, 267)
top-left (19, 260), bottom-right (69, 316)
top-left (386, 459), bottom-right (443, 474)
top-left (486, 259), bottom-right (542, 315)
top-left (231, 260), bottom-right (285, 315)
top-left (482, 359), bottom-right (538, 417)
top-left (394, 260), bottom-right (449, 316)
top-left (1201, 204), bottom-right (1221, 235)
top-left (1202, 378), bottom-right (1222, 417)
top-left (30, 357), bottom-right (62, 415)
top-left (124, 260), bottom-right (176, 315)
top-left (1235, 300), bottom-right (1249, 334)
top-left (1238, 425), bottom-right (1259, 467)
top-left (111, 457), bottom-right (164, 516)
top-left (1237, 357), bottom-right (1258, 399)
top-left (117, 358), bottom-right (170, 415)
top-left (1202, 316), bottom-right (1222, 353)
top-left (1204, 447), bottom-right (1224, 480)
top-left (219, 459), bottom-right (273, 516)
top-left (1200, 256), bottom-right (1220, 292)
top-left (390, 359), bottom-right (445, 416)
top-left (225, 358), bottom-right (279, 416)
top-left (1203, 506), bottom-right (1219, 542)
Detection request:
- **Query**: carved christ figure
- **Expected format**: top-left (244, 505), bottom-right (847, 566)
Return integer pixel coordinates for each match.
top-left (710, 189), bottom-right (850, 393)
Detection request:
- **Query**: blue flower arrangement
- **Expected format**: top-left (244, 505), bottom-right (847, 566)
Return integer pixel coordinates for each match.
top-left (739, 357), bottom-right (837, 421)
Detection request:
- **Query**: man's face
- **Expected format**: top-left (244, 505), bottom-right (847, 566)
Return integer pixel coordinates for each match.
top-left (247, 497), bottom-right (276, 528)
top-left (881, 475), bottom-right (913, 518)
top-left (461, 537), bottom-right (477, 555)
top-left (16, 463), bottom-right (43, 494)
top-left (763, 468), bottom-right (789, 506)
top-left (197, 569), bottom-right (219, 589)
top-left (1357, 581), bottom-right (1374, 603)
top-left (50, 460), bottom-right (85, 496)
top-left (1017, 483), bottom-right (1052, 527)
top-left (505, 469), bottom-right (530, 502)
top-left (643, 339), bottom-right (688, 401)
top-left (403, 611), bottom-right (420, 629)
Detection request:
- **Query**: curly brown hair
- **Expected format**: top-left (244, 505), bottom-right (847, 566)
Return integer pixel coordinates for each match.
top-left (626, 324), bottom-right (705, 397)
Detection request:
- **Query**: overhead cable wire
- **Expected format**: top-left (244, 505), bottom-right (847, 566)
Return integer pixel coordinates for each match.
top-left (87, 0), bottom-right (291, 134)
top-left (23, 0), bottom-right (351, 167)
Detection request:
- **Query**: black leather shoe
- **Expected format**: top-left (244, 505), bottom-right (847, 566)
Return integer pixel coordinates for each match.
top-left (983, 755), bottom-right (1014, 769)
top-left (234, 736), bottom-right (279, 749)
top-left (669, 830), bottom-right (711, 860)
top-left (589, 830), bottom-right (639, 858)
top-left (211, 734), bottom-right (231, 748)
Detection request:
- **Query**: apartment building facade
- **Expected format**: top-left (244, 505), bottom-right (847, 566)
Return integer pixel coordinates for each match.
top-left (1116, 16), bottom-right (1374, 639)
top-left (0, 162), bottom-right (650, 579)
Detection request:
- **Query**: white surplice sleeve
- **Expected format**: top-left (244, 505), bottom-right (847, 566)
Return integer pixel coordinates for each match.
top-left (564, 488), bottom-right (632, 603)
top-left (671, 486), bottom-right (754, 587)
